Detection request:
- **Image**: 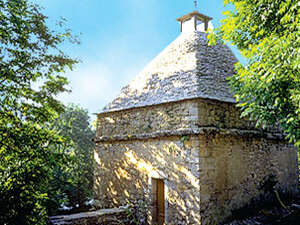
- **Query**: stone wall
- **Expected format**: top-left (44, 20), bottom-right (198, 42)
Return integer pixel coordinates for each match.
top-left (198, 134), bottom-right (298, 224)
top-left (97, 98), bottom-right (280, 139)
top-left (94, 98), bottom-right (298, 225)
top-left (97, 100), bottom-right (198, 138)
top-left (49, 208), bottom-right (126, 225)
top-left (94, 135), bottom-right (201, 225)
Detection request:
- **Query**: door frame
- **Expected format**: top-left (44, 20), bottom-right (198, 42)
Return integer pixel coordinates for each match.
top-left (149, 172), bottom-right (168, 225)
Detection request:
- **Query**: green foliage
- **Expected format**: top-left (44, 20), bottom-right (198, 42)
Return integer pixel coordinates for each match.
top-left (211, 0), bottom-right (300, 147)
top-left (180, 135), bottom-right (189, 143)
top-left (0, 123), bottom-right (68, 224)
top-left (123, 199), bottom-right (149, 225)
top-left (48, 104), bottom-right (95, 214)
top-left (0, 0), bottom-right (78, 224)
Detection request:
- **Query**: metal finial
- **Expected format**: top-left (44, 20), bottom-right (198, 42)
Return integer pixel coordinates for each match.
top-left (194, 0), bottom-right (198, 9)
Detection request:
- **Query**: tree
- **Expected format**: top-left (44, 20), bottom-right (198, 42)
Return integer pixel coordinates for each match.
top-left (210, 0), bottom-right (300, 147)
top-left (0, 0), bottom-right (78, 224)
top-left (48, 104), bottom-right (95, 214)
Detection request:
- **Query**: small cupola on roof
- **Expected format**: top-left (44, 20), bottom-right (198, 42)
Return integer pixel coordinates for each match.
top-left (177, 11), bottom-right (213, 33)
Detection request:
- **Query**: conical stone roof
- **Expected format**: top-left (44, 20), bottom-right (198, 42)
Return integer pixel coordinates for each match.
top-left (103, 31), bottom-right (237, 113)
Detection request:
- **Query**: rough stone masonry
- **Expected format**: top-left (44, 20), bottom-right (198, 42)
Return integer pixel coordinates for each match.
top-left (94, 11), bottom-right (298, 225)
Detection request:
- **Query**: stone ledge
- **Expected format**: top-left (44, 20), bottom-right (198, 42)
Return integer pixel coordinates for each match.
top-left (101, 95), bottom-right (236, 114)
top-left (49, 208), bottom-right (126, 225)
top-left (94, 127), bottom-right (284, 143)
top-left (98, 96), bottom-right (236, 116)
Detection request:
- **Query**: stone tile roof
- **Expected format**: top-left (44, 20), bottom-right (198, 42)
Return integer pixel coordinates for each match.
top-left (102, 31), bottom-right (237, 113)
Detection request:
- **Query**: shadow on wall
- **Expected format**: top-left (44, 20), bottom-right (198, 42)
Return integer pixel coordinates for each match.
top-left (94, 132), bottom-right (298, 224)
top-left (94, 136), bottom-right (201, 224)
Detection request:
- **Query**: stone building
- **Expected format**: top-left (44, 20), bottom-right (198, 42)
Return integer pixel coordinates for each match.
top-left (94, 11), bottom-right (298, 225)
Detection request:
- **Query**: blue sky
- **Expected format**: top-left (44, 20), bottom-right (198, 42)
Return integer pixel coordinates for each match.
top-left (35, 0), bottom-right (242, 120)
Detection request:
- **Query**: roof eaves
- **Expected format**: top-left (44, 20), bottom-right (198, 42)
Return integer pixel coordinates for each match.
top-left (176, 11), bottom-right (213, 22)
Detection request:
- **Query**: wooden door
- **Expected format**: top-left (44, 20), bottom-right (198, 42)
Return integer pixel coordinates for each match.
top-left (152, 178), bottom-right (165, 225)
top-left (157, 179), bottom-right (165, 225)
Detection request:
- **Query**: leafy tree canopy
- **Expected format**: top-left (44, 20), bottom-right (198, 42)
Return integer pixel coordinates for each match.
top-left (210, 0), bottom-right (300, 146)
top-left (48, 104), bottom-right (95, 214)
top-left (0, 0), bottom-right (78, 224)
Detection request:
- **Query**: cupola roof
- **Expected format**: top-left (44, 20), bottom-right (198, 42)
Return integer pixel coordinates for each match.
top-left (102, 12), bottom-right (237, 113)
